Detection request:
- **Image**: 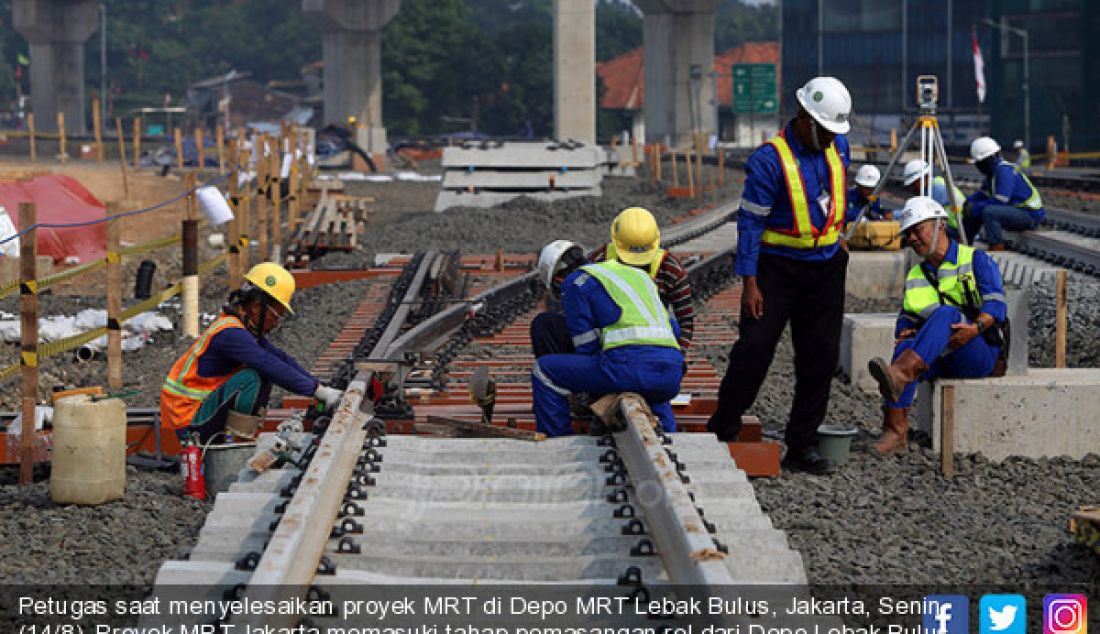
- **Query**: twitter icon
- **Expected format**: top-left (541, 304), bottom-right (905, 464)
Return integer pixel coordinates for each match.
top-left (982, 594), bottom-right (1027, 634)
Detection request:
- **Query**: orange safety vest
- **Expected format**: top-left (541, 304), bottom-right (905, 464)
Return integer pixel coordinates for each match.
top-left (160, 314), bottom-right (246, 430)
top-left (760, 131), bottom-right (847, 249)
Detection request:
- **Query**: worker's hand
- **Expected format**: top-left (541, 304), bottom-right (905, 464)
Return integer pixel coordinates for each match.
top-left (947, 322), bottom-right (980, 351)
top-left (741, 277), bottom-right (764, 320)
top-left (314, 384), bottom-right (343, 410)
top-left (839, 235), bottom-right (850, 253)
top-left (894, 328), bottom-right (917, 345)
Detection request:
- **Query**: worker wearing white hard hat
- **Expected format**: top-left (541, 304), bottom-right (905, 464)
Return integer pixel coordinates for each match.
top-left (865, 197), bottom-right (1008, 454)
top-left (1010, 139), bottom-right (1032, 173)
top-left (846, 164), bottom-right (886, 222)
top-left (963, 136), bottom-right (1044, 251)
top-left (708, 76), bottom-right (853, 475)
top-left (531, 239), bottom-right (684, 437)
top-left (901, 159), bottom-right (965, 236)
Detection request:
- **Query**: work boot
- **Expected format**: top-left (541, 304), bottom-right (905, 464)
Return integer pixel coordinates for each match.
top-left (873, 407), bottom-right (910, 455)
top-left (987, 243), bottom-right (1006, 252)
top-left (867, 350), bottom-right (928, 404)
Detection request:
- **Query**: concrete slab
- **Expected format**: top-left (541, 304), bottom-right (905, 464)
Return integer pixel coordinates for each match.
top-left (839, 313), bottom-right (896, 393)
top-left (921, 369), bottom-right (1100, 461)
top-left (846, 251), bottom-right (909, 299)
top-left (441, 144), bottom-right (606, 169)
top-left (442, 169), bottom-right (601, 190)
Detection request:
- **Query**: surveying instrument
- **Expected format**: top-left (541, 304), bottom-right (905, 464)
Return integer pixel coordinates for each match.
top-left (846, 74), bottom-right (968, 244)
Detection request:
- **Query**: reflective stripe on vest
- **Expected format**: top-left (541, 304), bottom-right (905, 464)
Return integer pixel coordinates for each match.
top-left (160, 314), bottom-right (246, 429)
top-left (902, 245), bottom-right (980, 322)
top-left (990, 163), bottom-right (1042, 211)
top-left (580, 260), bottom-right (680, 351)
top-left (761, 132), bottom-right (847, 249)
top-left (605, 243), bottom-right (665, 279)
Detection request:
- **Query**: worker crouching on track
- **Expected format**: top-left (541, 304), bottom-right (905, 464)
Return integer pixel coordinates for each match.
top-left (160, 262), bottom-right (343, 444)
top-left (531, 240), bottom-right (684, 437)
top-left (531, 206), bottom-right (694, 356)
top-left (963, 136), bottom-right (1044, 252)
top-left (867, 197), bottom-right (1008, 454)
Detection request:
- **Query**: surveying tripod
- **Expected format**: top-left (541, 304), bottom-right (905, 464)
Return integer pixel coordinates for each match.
top-left (846, 75), bottom-right (969, 245)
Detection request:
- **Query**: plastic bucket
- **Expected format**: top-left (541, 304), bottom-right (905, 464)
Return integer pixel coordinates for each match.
top-left (816, 424), bottom-right (859, 466)
top-left (203, 442), bottom-right (256, 498)
top-left (51, 395), bottom-right (126, 505)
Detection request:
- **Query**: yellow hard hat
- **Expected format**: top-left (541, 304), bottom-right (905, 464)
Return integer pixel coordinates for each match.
top-left (243, 262), bottom-right (296, 314)
top-left (611, 207), bottom-right (660, 266)
top-left (347, 115), bottom-right (358, 125)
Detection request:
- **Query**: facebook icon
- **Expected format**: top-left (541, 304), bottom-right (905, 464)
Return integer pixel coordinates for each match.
top-left (923, 596), bottom-right (970, 634)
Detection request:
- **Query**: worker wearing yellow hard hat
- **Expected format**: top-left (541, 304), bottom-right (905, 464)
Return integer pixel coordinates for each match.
top-left (161, 262), bottom-right (343, 444)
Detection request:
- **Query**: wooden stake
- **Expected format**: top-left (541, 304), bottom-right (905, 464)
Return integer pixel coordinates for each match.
top-left (106, 204), bottom-right (123, 389)
top-left (216, 125), bottom-right (226, 173)
top-left (269, 144), bottom-right (282, 262)
top-left (132, 117), bottom-right (142, 166)
top-left (256, 136), bottom-right (269, 260)
top-left (57, 112), bottom-right (67, 162)
top-left (940, 384), bottom-right (955, 479)
top-left (695, 133), bottom-right (705, 197)
top-left (238, 142), bottom-right (251, 273)
top-left (115, 118), bottom-right (130, 199)
top-left (718, 146), bottom-right (725, 188)
top-left (1056, 269), bottom-right (1067, 368)
top-left (27, 112), bottom-right (35, 163)
top-left (655, 145), bottom-right (662, 182)
top-left (195, 127), bottom-right (205, 172)
top-left (671, 150), bottom-right (679, 188)
top-left (92, 96), bottom-right (104, 162)
top-left (288, 154), bottom-right (300, 230)
top-left (228, 138), bottom-right (242, 289)
top-left (686, 150), bottom-right (695, 198)
top-left (647, 145), bottom-right (656, 187)
top-left (181, 173), bottom-right (200, 338)
top-left (631, 137), bottom-right (638, 168)
top-left (19, 202), bottom-right (39, 485)
top-left (173, 127), bottom-right (185, 175)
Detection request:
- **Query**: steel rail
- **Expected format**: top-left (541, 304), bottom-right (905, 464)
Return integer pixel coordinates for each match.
top-left (1006, 230), bottom-right (1100, 276)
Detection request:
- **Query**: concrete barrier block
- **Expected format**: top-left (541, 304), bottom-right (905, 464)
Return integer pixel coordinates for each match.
top-left (846, 251), bottom-right (909, 299)
top-left (839, 313), bottom-right (896, 393)
top-left (926, 369), bottom-right (1100, 461)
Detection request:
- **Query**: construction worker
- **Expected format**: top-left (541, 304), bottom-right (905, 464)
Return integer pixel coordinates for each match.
top-left (1011, 139), bottom-right (1031, 173)
top-left (530, 207), bottom-right (694, 356)
top-left (160, 262), bottom-right (343, 444)
top-left (531, 240), bottom-right (684, 437)
top-left (963, 136), bottom-right (1044, 251)
top-left (707, 76), bottom-right (852, 475)
top-left (846, 164), bottom-right (886, 222)
top-left (902, 159), bottom-right (965, 237)
top-left (867, 197), bottom-right (1007, 454)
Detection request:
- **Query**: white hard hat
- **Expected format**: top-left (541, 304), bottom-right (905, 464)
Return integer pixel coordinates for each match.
top-left (854, 164), bottom-right (880, 188)
top-left (896, 196), bottom-right (949, 234)
top-left (795, 77), bottom-right (852, 135)
top-left (1013, 139), bottom-right (1024, 149)
top-left (537, 239), bottom-right (584, 293)
top-left (902, 159), bottom-right (931, 187)
top-left (970, 136), bottom-right (1001, 162)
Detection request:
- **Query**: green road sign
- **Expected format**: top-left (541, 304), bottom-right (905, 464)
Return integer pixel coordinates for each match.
top-left (732, 63), bottom-right (777, 114)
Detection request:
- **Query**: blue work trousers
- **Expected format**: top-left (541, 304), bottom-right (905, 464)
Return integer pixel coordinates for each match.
top-left (176, 368), bottom-right (271, 444)
top-left (964, 204), bottom-right (1040, 246)
top-left (533, 347), bottom-right (683, 436)
top-left (888, 306), bottom-right (1000, 409)
top-left (530, 311), bottom-right (573, 358)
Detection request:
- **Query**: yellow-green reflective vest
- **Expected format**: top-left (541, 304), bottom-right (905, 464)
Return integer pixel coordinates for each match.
top-left (760, 132), bottom-right (847, 249)
top-left (988, 163), bottom-right (1043, 211)
top-left (902, 244), bottom-right (982, 323)
top-left (580, 260), bottom-right (680, 351)
top-left (933, 175), bottom-right (964, 230)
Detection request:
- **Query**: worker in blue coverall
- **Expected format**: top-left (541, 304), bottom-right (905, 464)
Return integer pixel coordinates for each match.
top-left (867, 197), bottom-right (1007, 454)
top-left (531, 240), bottom-right (684, 437)
top-left (963, 136), bottom-right (1044, 251)
top-left (846, 164), bottom-right (886, 223)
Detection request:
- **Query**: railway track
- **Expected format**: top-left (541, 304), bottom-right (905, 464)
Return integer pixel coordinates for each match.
top-left (146, 202), bottom-right (812, 631)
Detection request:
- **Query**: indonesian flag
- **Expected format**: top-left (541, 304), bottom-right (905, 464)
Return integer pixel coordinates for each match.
top-left (973, 26), bottom-right (986, 103)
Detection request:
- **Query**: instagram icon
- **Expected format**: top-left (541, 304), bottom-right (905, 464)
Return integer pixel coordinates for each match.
top-left (1045, 595), bottom-right (1087, 634)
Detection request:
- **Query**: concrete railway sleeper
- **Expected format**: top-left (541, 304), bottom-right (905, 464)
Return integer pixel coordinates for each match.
top-left (146, 203), bottom-right (814, 632)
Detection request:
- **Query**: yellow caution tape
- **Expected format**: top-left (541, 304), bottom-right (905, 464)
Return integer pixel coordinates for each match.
top-left (0, 363), bottom-right (17, 382)
top-left (20, 351), bottom-right (37, 367)
top-left (105, 251), bottom-right (120, 264)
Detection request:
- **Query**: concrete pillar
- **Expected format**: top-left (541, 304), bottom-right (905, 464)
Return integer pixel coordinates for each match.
top-left (633, 0), bottom-right (719, 149)
top-left (553, 0), bottom-right (595, 143)
top-left (303, 0), bottom-right (400, 159)
top-left (14, 0), bottom-right (99, 134)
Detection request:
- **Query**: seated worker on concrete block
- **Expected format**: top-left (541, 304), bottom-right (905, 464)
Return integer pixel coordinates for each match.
top-left (846, 164), bottom-right (886, 222)
top-left (902, 159), bottom-right (965, 239)
top-left (160, 262), bottom-right (343, 444)
top-left (531, 240), bottom-right (684, 437)
top-left (963, 136), bottom-right (1044, 251)
top-left (530, 206), bottom-right (694, 357)
top-left (867, 197), bottom-right (1008, 454)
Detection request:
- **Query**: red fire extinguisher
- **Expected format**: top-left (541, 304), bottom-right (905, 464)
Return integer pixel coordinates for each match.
top-left (181, 434), bottom-right (206, 500)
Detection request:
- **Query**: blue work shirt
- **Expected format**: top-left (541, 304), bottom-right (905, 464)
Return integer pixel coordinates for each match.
top-left (561, 268), bottom-right (682, 363)
top-left (737, 122), bottom-right (851, 276)
top-left (895, 240), bottom-right (1007, 336)
top-left (845, 186), bottom-right (884, 224)
top-left (967, 158), bottom-right (1044, 221)
top-left (198, 326), bottom-right (319, 396)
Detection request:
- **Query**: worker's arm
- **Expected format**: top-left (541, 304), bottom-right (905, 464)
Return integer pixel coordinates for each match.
top-left (260, 338), bottom-right (313, 377)
top-left (973, 250), bottom-right (1008, 324)
top-left (734, 146), bottom-right (780, 278)
top-left (202, 328), bottom-right (319, 395)
top-left (992, 163), bottom-right (1017, 204)
top-left (561, 270), bottom-right (603, 355)
top-left (660, 253), bottom-right (695, 348)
